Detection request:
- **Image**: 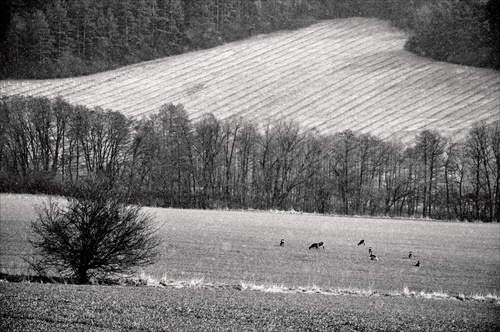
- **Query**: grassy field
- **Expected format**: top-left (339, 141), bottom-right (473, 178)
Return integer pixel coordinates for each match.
top-left (1, 193), bottom-right (499, 297)
top-left (1, 18), bottom-right (499, 143)
top-left (1, 193), bottom-right (500, 330)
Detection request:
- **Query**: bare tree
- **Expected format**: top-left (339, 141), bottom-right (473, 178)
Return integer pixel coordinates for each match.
top-left (221, 117), bottom-right (242, 207)
top-left (491, 121), bottom-right (500, 222)
top-left (333, 130), bottom-right (358, 215)
top-left (29, 177), bottom-right (161, 284)
top-left (192, 113), bottom-right (226, 208)
top-left (234, 121), bottom-right (258, 207)
top-left (415, 130), bottom-right (446, 218)
top-left (465, 121), bottom-right (496, 221)
top-left (149, 103), bottom-right (193, 207)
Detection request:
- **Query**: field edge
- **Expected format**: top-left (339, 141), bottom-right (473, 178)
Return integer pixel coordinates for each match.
top-left (1, 273), bottom-right (498, 306)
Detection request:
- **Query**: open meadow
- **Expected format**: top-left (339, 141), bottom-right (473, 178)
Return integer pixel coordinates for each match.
top-left (1, 193), bottom-right (500, 331)
top-left (1, 18), bottom-right (499, 143)
top-left (1, 193), bottom-right (499, 295)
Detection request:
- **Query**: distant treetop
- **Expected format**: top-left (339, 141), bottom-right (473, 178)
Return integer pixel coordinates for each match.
top-left (1, 0), bottom-right (497, 79)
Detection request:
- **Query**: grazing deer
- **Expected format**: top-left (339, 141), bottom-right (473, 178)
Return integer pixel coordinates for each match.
top-left (370, 254), bottom-right (378, 261)
top-left (415, 261), bottom-right (421, 267)
top-left (368, 247), bottom-right (372, 256)
top-left (309, 241), bottom-right (324, 250)
top-left (358, 239), bottom-right (365, 246)
top-left (408, 251), bottom-right (413, 259)
top-left (280, 239), bottom-right (285, 247)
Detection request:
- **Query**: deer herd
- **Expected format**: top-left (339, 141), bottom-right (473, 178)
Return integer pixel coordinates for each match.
top-left (279, 238), bottom-right (421, 267)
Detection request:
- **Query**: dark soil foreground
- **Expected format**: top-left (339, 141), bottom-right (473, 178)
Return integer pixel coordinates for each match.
top-left (1, 282), bottom-right (499, 332)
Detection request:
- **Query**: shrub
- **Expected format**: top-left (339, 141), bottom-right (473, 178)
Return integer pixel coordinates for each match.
top-left (29, 178), bottom-right (161, 284)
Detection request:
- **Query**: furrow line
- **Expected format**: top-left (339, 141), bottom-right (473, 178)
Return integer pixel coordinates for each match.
top-left (216, 40), bottom-right (398, 122)
top-left (116, 23), bottom-right (343, 115)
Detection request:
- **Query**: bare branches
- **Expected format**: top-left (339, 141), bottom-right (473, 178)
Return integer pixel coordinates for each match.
top-left (29, 178), bottom-right (160, 284)
top-left (3, 96), bottom-right (499, 221)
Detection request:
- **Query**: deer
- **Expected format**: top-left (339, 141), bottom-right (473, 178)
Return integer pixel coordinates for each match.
top-left (309, 242), bottom-right (324, 250)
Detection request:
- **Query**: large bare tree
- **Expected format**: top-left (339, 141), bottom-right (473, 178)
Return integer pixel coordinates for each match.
top-left (29, 177), bottom-right (161, 284)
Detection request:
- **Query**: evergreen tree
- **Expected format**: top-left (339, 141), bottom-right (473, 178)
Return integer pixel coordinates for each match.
top-left (46, 0), bottom-right (73, 60)
top-left (5, 12), bottom-right (27, 70)
top-left (1, 0), bottom-right (496, 78)
top-left (28, 10), bottom-right (53, 64)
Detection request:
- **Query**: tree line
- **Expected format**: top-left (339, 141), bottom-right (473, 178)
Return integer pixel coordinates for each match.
top-left (1, 95), bottom-right (499, 222)
top-left (1, 0), bottom-right (497, 79)
top-left (404, 0), bottom-right (499, 70)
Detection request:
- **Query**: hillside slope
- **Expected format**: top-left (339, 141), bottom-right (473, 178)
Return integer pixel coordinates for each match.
top-left (1, 18), bottom-right (499, 142)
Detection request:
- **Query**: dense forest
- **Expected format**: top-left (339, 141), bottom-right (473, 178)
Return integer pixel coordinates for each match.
top-left (0, 0), bottom-right (498, 79)
top-left (1, 95), bottom-right (499, 222)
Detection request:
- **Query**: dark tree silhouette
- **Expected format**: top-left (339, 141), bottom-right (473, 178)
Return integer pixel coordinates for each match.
top-left (3, 0), bottom-right (494, 79)
top-left (29, 177), bottom-right (161, 284)
top-left (2, 95), bottom-right (499, 221)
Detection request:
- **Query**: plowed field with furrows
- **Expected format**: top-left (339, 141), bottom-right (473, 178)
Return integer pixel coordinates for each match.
top-left (1, 18), bottom-right (499, 142)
